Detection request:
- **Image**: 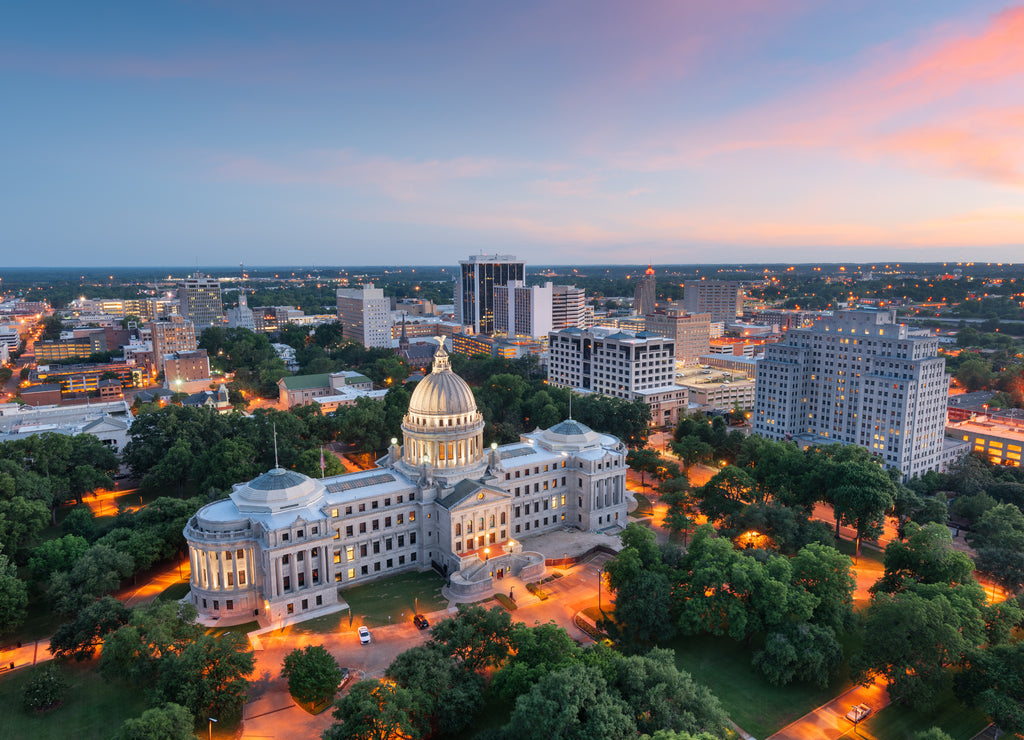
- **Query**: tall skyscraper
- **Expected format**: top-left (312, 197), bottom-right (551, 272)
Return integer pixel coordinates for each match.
top-left (178, 272), bottom-right (225, 331)
top-left (752, 310), bottom-right (964, 480)
top-left (551, 285), bottom-right (587, 330)
top-left (336, 283), bottom-right (391, 348)
top-left (455, 254), bottom-right (525, 335)
top-left (682, 280), bottom-right (744, 323)
top-left (634, 266), bottom-right (656, 317)
top-left (644, 308), bottom-right (712, 365)
top-left (150, 316), bottom-right (198, 374)
top-left (493, 280), bottom-right (553, 338)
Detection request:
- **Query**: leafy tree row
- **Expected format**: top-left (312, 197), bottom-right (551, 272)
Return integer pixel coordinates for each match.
top-left (325, 604), bottom-right (730, 740)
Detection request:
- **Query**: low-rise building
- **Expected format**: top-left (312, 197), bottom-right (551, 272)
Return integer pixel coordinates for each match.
top-left (0, 400), bottom-right (134, 453)
top-left (947, 416), bottom-right (1024, 467)
top-left (163, 350), bottom-right (213, 394)
top-left (278, 371), bottom-right (375, 408)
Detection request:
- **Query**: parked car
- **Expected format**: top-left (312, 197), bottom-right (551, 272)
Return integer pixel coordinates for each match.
top-left (358, 626), bottom-right (371, 645)
top-left (845, 704), bottom-right (871, 722)
top-left (413, 614), bottom-right (429, 630)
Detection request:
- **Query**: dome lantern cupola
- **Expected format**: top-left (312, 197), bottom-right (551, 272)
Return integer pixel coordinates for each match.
top-left (398, 340), bottom-right (486, 480)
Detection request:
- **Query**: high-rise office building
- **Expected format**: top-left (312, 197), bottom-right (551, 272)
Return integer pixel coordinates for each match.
top-left (752, 309), bottom-right (965, 480)
top-left (552, 285), bottom-right (587, 330)
top-left (634, 266), bottom-right (656, 317)
top-left (336, 283), bottom-right (391, 348)
top-left (150, 316), bottom-right (198, 374)
top-left (178, 272), bottom-right (225, 331)
top-left (456, 254), bottom-right (525, 335)
top-left (682, 280), bottom-right (744, 323)
top-left (644, 308), bottom-right (712, 365)
top-left (493, 280), bottom-right (553, 338)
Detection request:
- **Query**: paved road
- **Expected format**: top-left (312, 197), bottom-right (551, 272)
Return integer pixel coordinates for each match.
top-left (768, 678), bottom-right (890, 740)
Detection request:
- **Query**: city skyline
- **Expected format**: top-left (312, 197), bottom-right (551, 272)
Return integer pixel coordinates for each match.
top-left (4, 1), bottom-right (1024, 267)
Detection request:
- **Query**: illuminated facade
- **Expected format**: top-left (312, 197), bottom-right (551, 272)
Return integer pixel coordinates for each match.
top-left (753, 310), bottom-right (965, 479)
top-left (185, 344), bottom-right (627, 624)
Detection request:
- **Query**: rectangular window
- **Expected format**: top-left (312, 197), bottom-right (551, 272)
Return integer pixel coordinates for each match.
top-left (227, 573), bottom-right (234, 587)
top-left (331, 508), bottom-right (338, 518)
top-left (372, 500), bottom-right (379, 509)
top-left (301, 599), bottom-right (308, 610)
top-left (346, 506), bottom-right (353, 515)
top-left (333, 529), bottom-right (340, 540)
top-left (399, 555), bottom-right (406, 565)
top-left (373, 542), bottom-right (381, 554)
top-left (359, 523), bottom-right (367, 534)
top-left (348, 568), bottom-right (355, 579)
top-left (298, 573), bottom-right (305, 587)
top-left (334, 551), bottom-right (342, 564)
top-left (297, 551), bottom-right (304, 562)
top-left (360, 544), bottom-right (367, 557)
top-left (236, 549), bottom-right (244, 559)
top-left (385, 498), bottom-right (391, 507)
top-left (397, 514), bottom-right (403, 524)
top-left (398, 535), bottom-right (405, 547)
top-left (361, 565), bottom-right (368, 575)
top-left (346, 525), bottom-right (353, 537)
top-left (282, 554), bottom-right (290, 565)
top-left (226, 599), bottom-right (233, 610)
top-left (287, 603), bottom-right (294, 614)
top-left (410, 532), bottom-right (417, 545)
top-left (283, 576), bottom-right (291, 590)
top-left (386, 538), bottom-right (393, 551)
top-left (316, 595), bottom-right (322, 606)
top-left (346, 546), bottom-right (355, 561)
top-left (239, 572), bottom-right (246, 585)
top-left (372, 520), bottom-right (380, 531)
top-left (409, 511), bottom-right (416, 522)
top-left (386, 558), bottom-right (394, 568)
top-left (374, 563), bottom-right (381, 572)
top-left (385, 516), bottom-right (392, 527)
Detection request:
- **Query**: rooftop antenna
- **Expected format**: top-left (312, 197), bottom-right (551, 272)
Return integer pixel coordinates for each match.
top-left (273, 423), bottom-right (280, 469)
top-left (568, 390), bottom-right (572, 421)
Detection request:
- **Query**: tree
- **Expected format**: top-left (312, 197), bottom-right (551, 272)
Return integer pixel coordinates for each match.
top-left (627, 448), bottom-right (662, 490)
top-left (28, 534), bottom-right (90, 580)
top-left (874, 522), bottom-right (974, 594)
top-left (499, 663), bottom-right (635, 740)
top-left (968, 503), bottom-right (1024, 594)
top-left (855, 584), bottom-right (986, 711)
top-left (282, 644), bottom-right (345, 705)
top-left (828, 455), bottom-right (897, 559)
top-left (789, 543), bottom-right (855, 633)
top-left (0, 553), bottom-right (28, 635)
top-left (694, 466), bottom-right (756, 523)
top-left (671, 437), bottom-right (713, 469)
top-left (156, 632), bottom-right (255, 722)
top-left (914, 730), bottom-right (955, 740)
top-left (490, 622), bottom-right (579, 704)
top-left (49, 543), bottom-right (134, 616)
top-left (609, 570), bottom-right (675, 649)
top-left (22, 664), bottom-right (67, 712)
top-left (957, 642), bottom-right (1024, 734)
top-left (324, 679), bottom-right (421, 740)
top-left (659, 479), bottom-right (695, 545)
top-left (585, 647), bottom-right (730, 737)
top-left (429, 604), bottom-right (514, 672)
top-left (111, 703), bottom-right (196, 740)
top-left (49, 595), bottom-right (131, 661)
top-left (956, 359), bottom-right (993, 392)
top-left (385, 644), bottom-right (484, 736)
top-left (753, 622), bottom-right (843, 687)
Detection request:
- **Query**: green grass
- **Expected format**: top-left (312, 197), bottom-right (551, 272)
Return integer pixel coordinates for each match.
top-left (6, 592), bottom-right (67, 645)
top-left (156, 582), bottom-right (191, 602)
top-left (832, 536), bottom-right (886, 565)
top-left (285, 570), bottom-right (449, 633)
top-left (205, 620), bottom-right (259, 638)
top-left (858, 687), bottom-right (989, 740)
top-left (633, 494), bottom-right (654, 516)
top-left (0, 660), bottom-right (148, 740)
top-left (667, 633), bottom-right (854, 739)
top-left (494, 593), bottom-right (518, 611)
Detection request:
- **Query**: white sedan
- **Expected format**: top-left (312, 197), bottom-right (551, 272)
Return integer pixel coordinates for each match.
top-left (357, 625), bottom-right (371, 645)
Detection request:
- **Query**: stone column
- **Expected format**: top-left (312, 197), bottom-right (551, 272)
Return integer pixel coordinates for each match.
top-left (232, 550), bottom-right (239, 591)
top-left (304, 549), bottom-right (312, 589)
top-left (206, 551), bottom-right (216, 590)
top-left (275, 556), bottom-right (284, 597)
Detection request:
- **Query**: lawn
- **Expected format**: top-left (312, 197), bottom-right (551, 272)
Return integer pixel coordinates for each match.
top-left (205, 620), bottom-right (259, 638)
top-left (667, 633), bottom-right (854, 740)
top-left (284, 570), bottom-right (449, 633)
top-left (156, 582), bottom-right (191, 602)
top-left (858, 687), bottom-right (989, 739)
top-left (0, 660), bottom-right (149, 740)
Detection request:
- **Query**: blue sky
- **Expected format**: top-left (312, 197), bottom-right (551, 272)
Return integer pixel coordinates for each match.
top-left (2, 1), bottom-right (1022, 267)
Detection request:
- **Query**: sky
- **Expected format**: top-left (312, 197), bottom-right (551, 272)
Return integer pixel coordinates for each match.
top-left (2, 1), bottom-right (1023, 267)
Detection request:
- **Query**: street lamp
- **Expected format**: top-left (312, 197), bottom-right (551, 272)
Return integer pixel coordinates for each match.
top-left (597, 565), bottom-right (603, 612)
top-left (208, 717), bottom-right (217, 740)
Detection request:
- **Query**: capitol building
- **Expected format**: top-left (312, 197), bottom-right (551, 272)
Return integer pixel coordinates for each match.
top-left (184, 343), bottom-right (629, 624)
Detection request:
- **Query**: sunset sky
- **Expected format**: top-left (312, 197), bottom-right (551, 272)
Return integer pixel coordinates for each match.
top-left (3, 1), bottom-right (1023, 266)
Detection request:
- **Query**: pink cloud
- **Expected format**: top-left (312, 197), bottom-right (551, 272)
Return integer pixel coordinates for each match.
top-left (617, 5), bottom-right (1024, 186)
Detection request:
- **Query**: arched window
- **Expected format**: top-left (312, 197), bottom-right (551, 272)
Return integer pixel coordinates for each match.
top-left (489, 515), bottom-right (495, 528)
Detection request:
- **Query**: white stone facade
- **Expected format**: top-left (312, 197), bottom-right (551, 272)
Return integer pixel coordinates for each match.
top-left (185, 344), bottom-right (627, 625)
top-left (753, 309), bottom-right (959, 480)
